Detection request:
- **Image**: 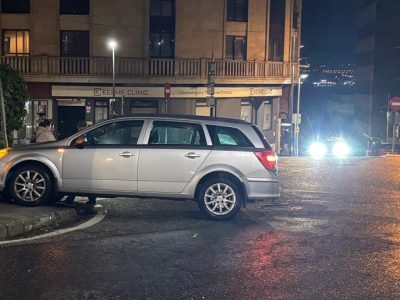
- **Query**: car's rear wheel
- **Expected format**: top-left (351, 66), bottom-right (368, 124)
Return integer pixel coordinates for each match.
top-left (197, 177), bottom-right (242, 220)
top-left (10, 165), bottom-right (52, 207)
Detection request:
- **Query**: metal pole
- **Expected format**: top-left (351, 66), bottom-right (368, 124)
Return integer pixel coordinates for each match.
top-left (392, 112), bottom-right (397, 154)
top-left (294, 76), bottom-right (301, 156)
top-left (289, 35), bottom-right (296, 156)
top-left (386, 92), bottom-right (391, 143)
top-left (0, 79), bottom-right (8, 148)
top-left (111, 47), bottom-right (115, 116)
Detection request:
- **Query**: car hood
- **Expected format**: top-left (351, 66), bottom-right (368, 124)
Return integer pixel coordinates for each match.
top-left (12, 139), bottom-right (69, 150)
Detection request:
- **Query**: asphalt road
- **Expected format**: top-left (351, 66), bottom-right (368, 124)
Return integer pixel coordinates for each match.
top-left (1, 156), bottom-right (400, 300)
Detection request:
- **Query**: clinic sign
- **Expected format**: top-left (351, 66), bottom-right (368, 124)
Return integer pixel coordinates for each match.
top-left (52, 86), bottom-right (282, 99)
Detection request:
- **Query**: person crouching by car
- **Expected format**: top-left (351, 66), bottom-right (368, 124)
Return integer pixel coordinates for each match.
top-left (33, 118), bottom-right (56, 143)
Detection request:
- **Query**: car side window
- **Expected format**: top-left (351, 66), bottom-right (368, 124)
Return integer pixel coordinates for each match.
top-left (84, 120), bottom-right (144, 145)
top-left (207, 125), bottom-right (254, 147)
top-left (149, 121), bottom-right (206, 146)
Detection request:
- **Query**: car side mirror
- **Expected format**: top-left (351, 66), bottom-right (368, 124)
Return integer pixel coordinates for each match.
top-left (75, 136), bottom-right (87, 149)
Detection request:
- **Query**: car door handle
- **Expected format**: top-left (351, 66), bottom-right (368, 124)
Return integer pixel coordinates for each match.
top-left (184, 152), bottom-right (201, 159)
top-left (119, 151), bottom-right (135, 158)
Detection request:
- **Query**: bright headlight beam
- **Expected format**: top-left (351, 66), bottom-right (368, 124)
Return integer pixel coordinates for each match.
top-left (332, 142), bottom-right (350, 159)
top-left (309, 142), bottom-right (328, 160)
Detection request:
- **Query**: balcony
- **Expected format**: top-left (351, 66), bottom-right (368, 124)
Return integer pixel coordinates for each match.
top-left (0, 56), bottom-right (298, 85)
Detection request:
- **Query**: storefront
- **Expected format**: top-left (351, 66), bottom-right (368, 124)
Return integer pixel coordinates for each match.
top-left (50, 85), bottom-right (283, 143)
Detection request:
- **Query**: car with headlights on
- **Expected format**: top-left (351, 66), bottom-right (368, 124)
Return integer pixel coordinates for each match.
top-left (0, 115), bottom-right (279, 220)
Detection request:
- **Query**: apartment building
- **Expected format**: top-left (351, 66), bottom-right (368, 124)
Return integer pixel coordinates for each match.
top-left (0, 0), bottom-right (301, 149)
top-left (356, 0), bottom-right (400, 139)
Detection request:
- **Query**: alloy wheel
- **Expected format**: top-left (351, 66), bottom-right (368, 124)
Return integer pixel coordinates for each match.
top-left (14, 170), bottom-right (46, 202)
top-left (204, 183), bottom-right (236, 216)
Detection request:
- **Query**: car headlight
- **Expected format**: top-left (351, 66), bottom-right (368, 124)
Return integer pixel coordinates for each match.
top-left (332, 142), bottom-right (350, 159)
top-left (0, 148), bottom-right (11, 160)
top-left (309, 142), bottom-right (327, 160)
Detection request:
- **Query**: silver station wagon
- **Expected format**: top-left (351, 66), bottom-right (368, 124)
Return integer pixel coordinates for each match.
top-left (0, 115), bottom-right (279, 220)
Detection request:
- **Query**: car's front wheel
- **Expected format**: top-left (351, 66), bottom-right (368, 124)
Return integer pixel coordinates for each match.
top-left (10, 165), bottom-right (53, 207)
top-left (197, 177), bottom-right (242, 220)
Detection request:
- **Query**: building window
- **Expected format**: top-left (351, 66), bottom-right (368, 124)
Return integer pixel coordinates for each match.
top-left (150, 0), bottom-right (173, 16)
top-left (2, 0), bottom-right (30, 14)
top-left (2, 30), bottom-right (30, 55)
top-left (227, 0), bottom-right (248, 22)
top-left (60, 31), bottom-right (89, 57)
top-left (293, 0), bottom-right (300, 29)
top-left (226, 36), bottom-right (246, 60)
top-left (60, 0), bottom-right (89, 15)
top-left (269, 39), bottom-right (284, 61)
top-left (149, 0), bottom-right (175, 58)
top-left (269, 0), bottom-right (285, 62)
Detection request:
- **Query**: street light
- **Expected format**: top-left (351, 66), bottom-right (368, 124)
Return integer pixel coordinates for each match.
top-left (108, 40), bottom-right (118, 116)
top-left (294, 73), bottom-right (309, 156)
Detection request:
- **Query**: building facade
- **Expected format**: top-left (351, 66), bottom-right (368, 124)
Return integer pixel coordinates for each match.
top-left (356, 0), bottom-right (400, 140)
top-left (0, 0), bottom-right (301, 151)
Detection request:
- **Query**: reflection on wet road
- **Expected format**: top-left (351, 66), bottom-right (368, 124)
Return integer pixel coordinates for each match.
top-left (1, 157), bottom-right (400, 299)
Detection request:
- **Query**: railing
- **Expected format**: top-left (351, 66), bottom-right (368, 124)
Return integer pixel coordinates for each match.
top-left (0, 56), bottom-right (297, 79)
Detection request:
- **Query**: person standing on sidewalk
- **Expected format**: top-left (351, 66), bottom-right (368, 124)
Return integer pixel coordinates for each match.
top-left (65, 120), bottom-right (96, 205)
top-left (32, 118), bottom-right (56, 143)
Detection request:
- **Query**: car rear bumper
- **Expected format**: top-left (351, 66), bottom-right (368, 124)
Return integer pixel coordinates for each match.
top-left (246, 178), bottom-right (280, 200)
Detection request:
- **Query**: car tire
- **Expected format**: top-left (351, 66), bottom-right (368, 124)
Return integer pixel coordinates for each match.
top-left (197, 177), bottom-right (243, 220)
top-left (9, 165), bottom-right (53, 207)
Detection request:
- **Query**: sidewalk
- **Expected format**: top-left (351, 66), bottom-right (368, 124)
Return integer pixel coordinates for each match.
top-left (0, 200), bottom-right (95, 241)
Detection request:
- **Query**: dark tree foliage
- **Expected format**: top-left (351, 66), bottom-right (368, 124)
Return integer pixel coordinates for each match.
top-left (0, 63), bottom-right (28, 148)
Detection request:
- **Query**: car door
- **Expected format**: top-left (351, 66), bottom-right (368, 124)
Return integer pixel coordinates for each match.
top-left (138, 120), bottom-right (211, 194)
top-left (61, 119), bottom-right (145, 194)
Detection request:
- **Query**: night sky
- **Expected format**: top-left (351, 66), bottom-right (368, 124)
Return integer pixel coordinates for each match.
top-left (302, 0), bottom-right (357, 62)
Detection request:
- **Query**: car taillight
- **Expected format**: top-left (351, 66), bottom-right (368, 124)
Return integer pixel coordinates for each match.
top-left (255, 150), bottom-right (277, 171)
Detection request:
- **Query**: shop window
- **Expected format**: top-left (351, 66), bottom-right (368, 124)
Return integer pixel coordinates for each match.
top-left (60, 0), bottom-right (89, 15)
top-left (227, 0), bottom-right (248, 22)
top-left (95, 101), bottom-right (108, 123)
top-left (226, 36), bottom-right (246, 60)
top-left (149, 0), bottom-right (175, 58)
top-left (241, 101), bottom-right (253, 122)
top-left (262, 103), bottom-right (272, 130)
top-left (130, 100), bottom-right (158, 114)
top-left (196, 101), bottom-right (211, 117)
top-left (60, 31), bottom-right (89, 57)
top-left (2, 0), bottom-right (30, 14)
top-left (2, 30), bottom-right (29, 56)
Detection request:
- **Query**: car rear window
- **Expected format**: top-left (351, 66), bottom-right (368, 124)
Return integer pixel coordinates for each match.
top-left (207, 125), bottom-right (254, 148)
top-left (251, 125), bottom-right (272, 150)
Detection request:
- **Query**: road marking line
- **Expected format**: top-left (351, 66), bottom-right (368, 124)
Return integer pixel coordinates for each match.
top-left (0, 213), bottom-right (106, 246)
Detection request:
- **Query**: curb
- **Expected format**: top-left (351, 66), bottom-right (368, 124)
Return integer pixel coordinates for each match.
top-left (0, 203), bottom-right (105, 241)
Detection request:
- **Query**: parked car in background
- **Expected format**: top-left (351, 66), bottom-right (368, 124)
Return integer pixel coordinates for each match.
top-left (0, 115), bottom-right (279, 220)
top-left (366, 143), bottom-right (400, 156)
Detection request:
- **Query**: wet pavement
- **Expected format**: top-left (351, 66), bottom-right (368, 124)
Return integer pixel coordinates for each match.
top-left (1, 156), bottom-right (400, 299)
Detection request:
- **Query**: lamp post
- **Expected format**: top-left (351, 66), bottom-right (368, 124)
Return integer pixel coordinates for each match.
top-left (294, 73), bottom-right (309, 156)
top-left (108, 40), bottom-right (118, 116)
